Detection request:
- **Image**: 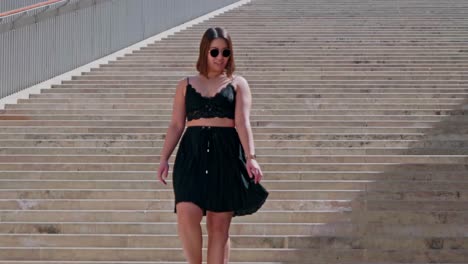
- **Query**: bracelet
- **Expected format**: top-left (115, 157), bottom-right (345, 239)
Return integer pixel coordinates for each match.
top-left (247, 154), bottom-right (257, 160)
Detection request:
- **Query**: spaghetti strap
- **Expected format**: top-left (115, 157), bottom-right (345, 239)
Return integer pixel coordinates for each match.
top-left (186, 77), bottom-right (190, 86)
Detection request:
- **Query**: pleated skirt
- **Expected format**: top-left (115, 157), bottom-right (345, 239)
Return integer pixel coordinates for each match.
top-left (172, 126), bottom-right (269, 217)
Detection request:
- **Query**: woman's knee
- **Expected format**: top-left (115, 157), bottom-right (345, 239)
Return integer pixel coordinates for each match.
top-left (206, 211), bottom-right (233, 236)
top-left (176, 202), bottom-right (203, 225)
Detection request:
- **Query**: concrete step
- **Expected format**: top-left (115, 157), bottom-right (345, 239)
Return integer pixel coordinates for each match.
top-left (0, 127), bottom-right (431, 134)
top-left (0, 180), bottom-right (466, 191)
top-left (0, 247), bottom-right (354, 263)
top-left (1, 170), bottom-right (467, 182)
top-left (1, 199), bottom-right (468, 211)
top-left (0, 132), bottom-right (427, 140)
top-left (82, 70), bottom-right (468, 77)
top-left (0, 115), bottom-right (450, 122)
top-left (6, 147), bottom-right (467, 156)
top-left (363, 211), bottom-right (468, 224)
top-left (1, 163), bottom-right (466, 172)
top-left (6, 103), bottom-right (462, 111)
top-left (3, 108), bottom-right (463, 116)
top-left (0, 247), bottom-right (466, 263)
top-left (0, 120), bottom-right (451, 127)
top-left (0, 139), bottom-right (438, 148)
top-left (0, 154), bottom-right (466, 164)
top-left (17, 93), bottom-right (468, 100)
top-left (0, 180), bottom-right (368, 190)
top-left (0, 199), bottom-right (351, 211)
top-left (46, 83), bottom-right (468, 92)
top-left (0, 189), bottom-right (363, 200)
top-left (94, 65), bottom-right (468, 72)
top-left (1, 189), bottom-right (467, 201)
top-left (59, 79), bottom-right (468, 85)
top-left (70, 74), bottom-right (468, 81)
top-left (0, 210), bottom-right (351, 224)
top-left (0, 221), bottom-right (347, 236)
top-left (0, 233), bottom-right (467, 250)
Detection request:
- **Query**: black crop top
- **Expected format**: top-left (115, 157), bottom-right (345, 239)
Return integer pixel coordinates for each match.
top-left (185, 77), bottom-right (236, 121)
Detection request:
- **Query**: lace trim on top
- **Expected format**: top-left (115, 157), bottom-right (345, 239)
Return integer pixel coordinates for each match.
top-left (185, 83), bottom-right (236, 121)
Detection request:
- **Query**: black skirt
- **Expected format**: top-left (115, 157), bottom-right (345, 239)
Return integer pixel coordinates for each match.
top-left (172, 126), bottom-right (269, 217)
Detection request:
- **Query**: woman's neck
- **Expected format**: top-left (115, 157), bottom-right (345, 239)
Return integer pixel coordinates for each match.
top-left (206, 71), bottom-right (225, 80)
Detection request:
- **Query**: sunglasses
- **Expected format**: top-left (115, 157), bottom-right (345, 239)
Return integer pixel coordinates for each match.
top-left (209, 48), bottom-right (231, 58)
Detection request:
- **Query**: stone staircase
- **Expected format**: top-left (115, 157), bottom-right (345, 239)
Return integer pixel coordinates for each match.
top-left (0, 0), bottom-right (467, 263)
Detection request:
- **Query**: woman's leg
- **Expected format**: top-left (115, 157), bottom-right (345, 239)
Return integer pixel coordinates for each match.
top-left (176, 202), bottom-right (204, 264)
top-left (206, 211), bottom-right (233, 264)
top-left (224, 237), bottom-right (231, 264)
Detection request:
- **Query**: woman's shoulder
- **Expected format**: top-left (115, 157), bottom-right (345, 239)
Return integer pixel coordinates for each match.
top-left (231, 74), bottom-right (249, 92)
top-left (176, 75), bottom-right (199, 88)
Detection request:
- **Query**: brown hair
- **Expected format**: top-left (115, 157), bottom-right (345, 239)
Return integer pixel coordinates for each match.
top-left (196, 27), bottom-right (236, 78)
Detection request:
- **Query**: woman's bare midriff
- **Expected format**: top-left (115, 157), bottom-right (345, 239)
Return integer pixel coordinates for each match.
top-left (186, 117), bottom-right (235, 127)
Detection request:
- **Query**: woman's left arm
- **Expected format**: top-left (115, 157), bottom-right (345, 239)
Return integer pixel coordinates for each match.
top-left (234, 76), bottom-right (263, 184)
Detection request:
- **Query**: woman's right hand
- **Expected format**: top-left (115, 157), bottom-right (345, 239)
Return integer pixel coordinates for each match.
top-left (157, 159), bottom-right (169, 185)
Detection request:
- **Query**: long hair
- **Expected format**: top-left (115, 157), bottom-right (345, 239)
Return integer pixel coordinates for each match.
top-left (196, 27), bottom-right (236, 78)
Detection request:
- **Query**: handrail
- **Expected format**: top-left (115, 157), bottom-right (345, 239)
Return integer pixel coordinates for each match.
top-left (0, 0), bottom-right (64, 18)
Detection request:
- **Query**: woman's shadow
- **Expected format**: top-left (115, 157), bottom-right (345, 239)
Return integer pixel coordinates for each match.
top-left (287, 98), bottom-right (468, 263)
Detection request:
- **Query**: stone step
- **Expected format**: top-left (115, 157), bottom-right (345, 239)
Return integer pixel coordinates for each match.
top-left (0, 189), bottom-right (363, 200)
top-left (364, 211), bottom-right (468, 224)
top-left (0, 210), bottom-right (350, 223)
top-left (0, 139), bottom-right (436, 148)
top-left (0, 260), bottom-right (282, 264)
top-left (95, 65), bottom-right (468, 72)
top-left (18, 94), bottom-right (468, 100)
top-left (1, 171), bottom-right (467, 183)
top-left (47, 83), bottom-right (468, 92)
top-left (59, 79), bottom-right (468, 85)
top-left (115, 58), bottom-right (468, 65)
top-left (363, 223), bottom-right (468, 237)
top-left (0, 154), bottom-right (465, 164)
top-left (0, 233), bottom-right (467, 250)
top-left (0, 132), bottom-right (428, 140)
top-left (8, 147), bottom-right (467, 156)
top-left (0, 180), bottom-right (466, 191)
top-left (0, 262), bottom-right (280, 264)
top-left (0, 120), bottom-right (451, 128)
top-left (0, 247), bottom-right (466, 263)
top-left (139, 46), bottom-right (468, 51)
top-left (1, 198), bottom-right (467, 211)
top-left (34, 91), bottom-right (468, 100)
top-left (366, 200), bottom-right (468, 211)
top-left (0, 222), bottom-right (355, 237)
top-left (0, 199), bottom-right (351, 211)
top-left (70, 74), bottom-right (468, 81)
top-left (0, 248), bottom-right (331, 262)
top-left (7, 162), bottom-right (458, 172)
top-left (2, 109), bottom-right (463, 116)
top-left (1, 188), bottom-right (467, 201)
top-left (0, 127), bottom-right (431, 134)
top-left (110, 59), bottom-right (466, 65)
top-left (1, 137), bottom-right (467, 148)
top-left (0, 180), bottom-right (368, 190)
top-left (0, 115), bottom-right (447, 122)
top-left (83, 70), bottom-right (467, 76)
top-left (5, 103), bottom-right (461, 110)
top-left (0, 234), bottom-right (306, 249)
top-left (131, 50), bottom-right (468, 55)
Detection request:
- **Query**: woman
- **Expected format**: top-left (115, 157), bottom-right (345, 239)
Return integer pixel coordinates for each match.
top-left (157, 27), bottom-right (268, 264)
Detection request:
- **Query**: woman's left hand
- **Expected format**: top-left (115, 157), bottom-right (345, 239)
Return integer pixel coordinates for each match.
top-left (246, 158), bottom-right (263, 184)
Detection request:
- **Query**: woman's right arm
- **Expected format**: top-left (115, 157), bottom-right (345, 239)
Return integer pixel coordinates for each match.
top-left (157, 79), bottom-right (187, 184)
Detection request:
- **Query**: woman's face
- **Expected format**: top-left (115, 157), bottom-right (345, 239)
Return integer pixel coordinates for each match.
top-left (207, 38), bottom-right (230, 74)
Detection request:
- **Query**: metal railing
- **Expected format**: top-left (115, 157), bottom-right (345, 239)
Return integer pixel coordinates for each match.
top-left (0, 0), bottom-right (49, 13)
top-left (0, 0), bottom-right (238, 99)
